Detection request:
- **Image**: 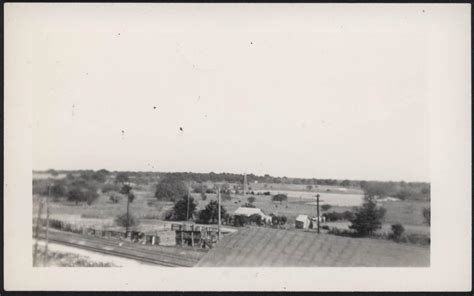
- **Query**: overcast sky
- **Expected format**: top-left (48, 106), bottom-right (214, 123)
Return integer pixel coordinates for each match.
top-left (24, 4), bottom-right (433, 181)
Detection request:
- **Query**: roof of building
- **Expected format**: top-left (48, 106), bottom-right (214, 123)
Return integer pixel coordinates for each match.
top-left (295, 214), bottom-right (309, 222)
top-left (196, 227), bottom-right (430, 267)
top-left (233, 207), bottom-right (265, 217)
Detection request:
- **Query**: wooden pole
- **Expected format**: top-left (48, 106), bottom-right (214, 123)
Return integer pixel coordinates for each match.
top-left (43, 185), bottom-right (51, 265)
top-left (186, 188), bottom-right (190, 221)
top-left (316, 194), bottom-right (320, 234)
top-left (33, 197), bottom-right (44, 266)
top-left (126, 193), bottom-right (130, 234)
top-left (217, 185), bottom-right (221, 240)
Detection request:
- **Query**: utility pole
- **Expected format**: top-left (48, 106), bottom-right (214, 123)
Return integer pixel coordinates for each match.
top-left (44, 184), bottom-right (51, 265)
top-left (126, 192), bottom-right (130, 234)
top-left (33, 197), bottom-right (44, 266)
top-left (186, 188), bottom-right (190, 221)
top-left (243, 173), bottom-right (247, 197)
top-left (217, 184), bottom-right (221, 240)
top-left (316, 193), bottom-right (320, 234)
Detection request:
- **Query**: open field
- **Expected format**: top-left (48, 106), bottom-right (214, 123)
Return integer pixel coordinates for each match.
top-left (380, 200), bottom-right (430, 226)
top-left (34, 181), bottom-right (429, 233)
top-left (197, 226), bottom-right (430, 267)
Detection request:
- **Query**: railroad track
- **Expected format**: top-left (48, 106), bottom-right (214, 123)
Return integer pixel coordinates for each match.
top-left (35, 231), bottom-right (206, 267)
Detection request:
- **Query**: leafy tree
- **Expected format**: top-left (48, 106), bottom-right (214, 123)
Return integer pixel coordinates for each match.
top-left (306, 185), bottom-right (313, 191)
top-left (67, 186), bottom-right (99, 205)
top-left (168, 195), bottom-right (197, 221)
top-left (422, 207), bottom-right (430, 226)
top-left (120, 184), bottom-right (132, 195)
top-left (247, 196), bottom-right (256, 204)
top-left (341, 180), bottom-right (351, 187)
top-left (155, 176), bottom-right (188, 201)
top-left (91, 171), bottom-right (107, 183)
top-left (349, 198), bottom-right (386, 236)
top-left (50, 183), bottom-right (67, 199)
top-left (272, 194), bottom-right (288, 204)
top-left (115, 173), bottom-right (129, 184)
top-left (201, 191), bottom-right (207, 201)
top-left (115, 213), bottom-right (140, 228)
top-left (198, 200), bottom-right (227, 224)
top-left (120, 184), bottom-right (135, 203)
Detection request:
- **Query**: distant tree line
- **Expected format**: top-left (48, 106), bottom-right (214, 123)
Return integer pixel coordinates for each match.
top-left (35, 170), bottom-right (430, 202)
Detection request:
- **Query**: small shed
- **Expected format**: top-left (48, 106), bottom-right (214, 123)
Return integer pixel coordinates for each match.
top-left (295, 215), bottom-right (310, 229)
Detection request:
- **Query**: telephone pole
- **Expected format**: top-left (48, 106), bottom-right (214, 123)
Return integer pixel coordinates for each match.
top-left (33, 197), bottom-right (44, 266)
top-left (126, 192), bottom-right (130, 233)
top-left (217, 185), bottom-right (221, 240)
top-left (44, 184), bottom-right (51, 265)
top-left (316, 193), bottom-right (320, 234)
top-left (186, 188), bottom-right (190, 221)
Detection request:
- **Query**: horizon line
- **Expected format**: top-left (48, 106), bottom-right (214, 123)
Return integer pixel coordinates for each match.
top-left (32, 168), bottom-right (430, 184)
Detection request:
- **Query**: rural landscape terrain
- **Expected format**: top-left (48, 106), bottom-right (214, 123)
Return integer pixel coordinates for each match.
top-left (33, 169), bottom-right (430, 267)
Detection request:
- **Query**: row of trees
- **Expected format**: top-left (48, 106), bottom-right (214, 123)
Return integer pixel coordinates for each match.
top-left (33, 171), bottom-right (137, 206)
top-left (40, 170), bottom-right (430, 194)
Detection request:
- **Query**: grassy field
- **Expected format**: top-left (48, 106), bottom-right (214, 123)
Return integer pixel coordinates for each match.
top-left (380, 200), bottom-right (430, 226)
top-left (33, 179), bottom-right (429, 236)
top-left (198, 226), bottom-right (430, 267)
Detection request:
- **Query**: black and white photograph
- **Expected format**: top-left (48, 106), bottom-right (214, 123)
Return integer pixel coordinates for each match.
top-left (4, 3), bottom-right (471, 292)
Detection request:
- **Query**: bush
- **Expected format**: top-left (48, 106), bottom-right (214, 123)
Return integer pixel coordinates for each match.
top-left (422, 207), bottom-right (430, 226)
top-left (249, 214), bottom-right (262, 225)
top-left (242, 202), bottom-right (256, 208)
top-left (109, 194), bottom-right (121, 204)
top-left (233, 215), bottom-right (249, 227)
top-left (405, 233), bottom-right (430, 246)
top-left (390, 224), bottom-right (405, 241)
top-left (201, 191), bottom-right (207, 201)
top-left (321, 204), bottom-right (331, 211)
top-left (327, 227), bottom-right (355, 237)
top-left (323, 211), bottom-right (354, 222)
top-left (247, 196), bottom-right (256, 203)
top-left (114, 213), bottom-right (140, 228)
